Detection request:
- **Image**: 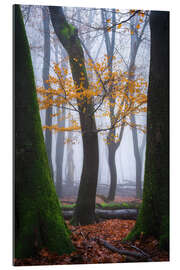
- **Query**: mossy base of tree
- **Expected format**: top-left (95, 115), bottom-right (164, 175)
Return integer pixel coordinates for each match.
top-left (14, 5), bottom-right (74, 259)
top-left (125, 182), bottom-right (169, 251)
top-left (126, 11), bottom-right (169, 252)
top-left (125, 218), bottom-right (169, 251)
top-left (15, 179), bottom-right (75, 258)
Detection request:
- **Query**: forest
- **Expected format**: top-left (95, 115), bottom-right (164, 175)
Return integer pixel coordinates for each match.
top-left (14, 4), bottom-right (169, 266)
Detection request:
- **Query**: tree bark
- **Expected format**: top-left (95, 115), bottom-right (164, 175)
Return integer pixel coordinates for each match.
top-left (54, 44), bottom-right (66, 197)
top-left (101, 9), bottom-right (119, 201)
top-left (14, 5), bottom-right (74, 258)
top-left (107, 143), bottom-right (117, 201)
top-left (49, 6), bottom-right (99, 225)
top-left (55, 109), bottom-right (65, 197)
top-left (126, 11), bottom-right (169, 250)
top-left (65, 129), bottom-right (75, 186)
top-left (130, 114), bottom-right (143, 198)
top-left (42, 7), bottom-right (54, 180)
top-left (128, 14), bottom-right (148, 199)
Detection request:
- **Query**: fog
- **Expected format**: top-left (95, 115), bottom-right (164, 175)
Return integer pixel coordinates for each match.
top-left (22, 5), bottom-right (150, 198)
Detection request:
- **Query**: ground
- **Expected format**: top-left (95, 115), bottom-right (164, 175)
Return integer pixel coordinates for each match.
top-left (14, 196), bottom-right (169, 266)
top-left (14, 219), bottom-right (169, 265)
top-left (61, 195), bottom-right (142, 205)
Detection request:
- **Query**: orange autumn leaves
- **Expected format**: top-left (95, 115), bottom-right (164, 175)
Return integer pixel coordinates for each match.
top-left (14, 218), bottom-right (169, 266)
top-left (106, 9), bottom-right (146, 33)
top-left (37, 54), bottom-right (147, 134)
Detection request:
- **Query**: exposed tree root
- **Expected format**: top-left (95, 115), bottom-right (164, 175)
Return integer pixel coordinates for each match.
top-left (93, 237), bottom-right (152, 262)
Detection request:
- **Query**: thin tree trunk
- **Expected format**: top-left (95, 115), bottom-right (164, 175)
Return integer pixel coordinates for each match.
top-left (107, 143), bottom-right (117, 201)
top-left (42, 7), bottom-right (54, 179)
top-left (49, 6), bottom-right (99, 225)
top-left (129, 13), bottom-right (149, 198)
top-left (55, 108), bottom-right (65, 197)
top-left (101, 9), bottom-right (119, 201)
top-left (14, 5), bottom-right (74, 258)
top-left (130, 114), bottom-right (142, 198)
top-left (139, 131), bottom-right (147, 182)
top-left (54, 43), bottom-right (66, 197)
top-left (65, 130), bottom-right (75, 186)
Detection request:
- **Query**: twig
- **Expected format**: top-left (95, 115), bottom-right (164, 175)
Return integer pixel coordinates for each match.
top-left (79, 230), bottom-right (86, 239)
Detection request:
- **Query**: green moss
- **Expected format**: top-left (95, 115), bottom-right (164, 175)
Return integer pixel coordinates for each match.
top-left (60, 23), bottom-right (75, 39)
top-left (14, 5), bottom-right (74, 259)
top-left (121, 202), bottom-right (129, 208)
top-left (126, 13), bottom-right (169, 249)
top-left (61, 202), bottom-right (141, 211)
top-left (97, 202), bottom-right (141, 210)
top-left (61, 204), bottom-right (76, 210)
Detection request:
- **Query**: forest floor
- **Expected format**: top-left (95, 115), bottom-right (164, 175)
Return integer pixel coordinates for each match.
top-left (61, 195), bottom-right (142, 205)
top-left (14, 196), bottom-right (169, 266)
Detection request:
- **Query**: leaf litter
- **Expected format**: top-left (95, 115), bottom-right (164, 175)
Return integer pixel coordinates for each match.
top-left (14, 218), bottom-right (169, 266)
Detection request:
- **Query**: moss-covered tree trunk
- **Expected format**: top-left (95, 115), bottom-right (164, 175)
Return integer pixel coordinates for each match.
top-left (49, 6), bottom-right (99, 225)
top-left (14, 5), bottom-right (74, 259)
top-left (126, 11), bottom-right (169, 250)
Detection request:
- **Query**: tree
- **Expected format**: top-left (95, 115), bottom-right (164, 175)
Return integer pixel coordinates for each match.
top-left (14, 5), bottom-right (74, 258)
top-left (126, 11), bottom-right (169, 250)
top-left (38, 7), bottom-right (147, 225)
top-left (54, 44), bottom-right (66, 197)
top-left (128, 13), bottom-right (149, 199)
top-left (42, 6), bottom-right (54, 180)
top-left (101, 8), bottom-right (119, 201)
top-left (55, 108), bottom-right (65, 197)
top-left (100, 9), bottom-right (148, 201)
top-left (65, 127), bottom-right (75, 188)
top-left (49, 6), bottom-right (99, 225)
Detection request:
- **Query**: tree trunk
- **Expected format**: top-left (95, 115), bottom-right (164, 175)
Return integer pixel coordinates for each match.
top-left (130, 114), bottom-right (142, 199)
top-left (54, 44), bottom-right (66, 197)
top-left (14, 5), bottom-right (74, 258)
top-left (42, 7), bottom-right (54, 180)
top-left (65, 130), bottom-right (75, 186)
top-left (49, 6), bottom-right (99, 225)
top-left (139, 132), bottom-right (147, 182)
top-left (73, 129), bottom-right (99, 224)
top-left (101, 9), bottom-right (119, 201)
top-left (126, 11), bottom-right (169, 251)
top-left (128, 14), bottom-right (146, 199)
top-left (107, 143), bottom-right (117, 201)
top-left (55, 109), bottom-right (65, 197)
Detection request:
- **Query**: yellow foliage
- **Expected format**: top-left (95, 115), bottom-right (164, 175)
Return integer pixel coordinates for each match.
top-left (130, 9), bottom-right (136, 15)
top-left (136, 24), bottom-right (140, 29)
top-left (37, 53), bottom-right (147, 136)
top-left (117, 24), bottom-right (122, 29)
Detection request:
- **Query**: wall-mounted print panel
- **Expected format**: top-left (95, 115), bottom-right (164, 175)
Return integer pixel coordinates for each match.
top-left (13, 3), bottom-right (169, 266)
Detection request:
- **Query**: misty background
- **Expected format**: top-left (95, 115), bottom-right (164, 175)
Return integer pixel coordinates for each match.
top-left (21, 5), bottom-right (150, 198)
